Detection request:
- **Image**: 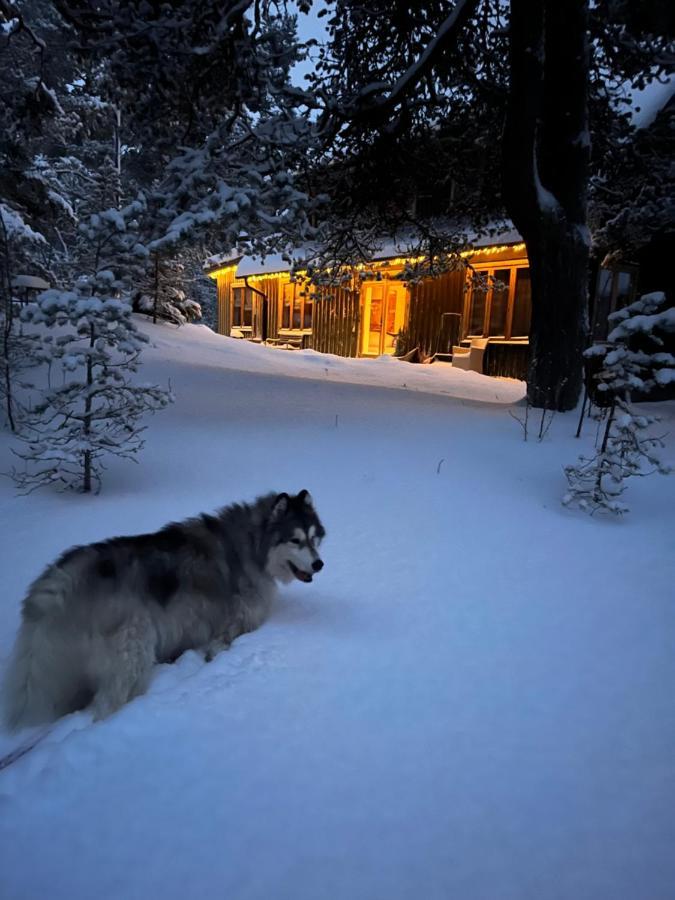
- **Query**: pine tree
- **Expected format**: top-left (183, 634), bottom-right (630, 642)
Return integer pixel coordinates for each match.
top-left (133, 253), bottom-right (203, 326)
top-left (55, 0), bottom-right (321, 263)
top-left (563, 292), bottom-right (675, 514)
top-left (13, 194), bottom-right (172, 493)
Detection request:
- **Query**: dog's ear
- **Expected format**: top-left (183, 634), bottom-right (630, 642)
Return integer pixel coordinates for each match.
top-left (297, 489), bottom-right (314, 508)
top-left (269, 493), bottom-right (289, 523)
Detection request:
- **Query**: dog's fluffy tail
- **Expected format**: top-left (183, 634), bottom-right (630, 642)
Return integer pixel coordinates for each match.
top-left (2, 625), bottom-right (52, 730)
top-left (2, 569), bottom-right (80, 731)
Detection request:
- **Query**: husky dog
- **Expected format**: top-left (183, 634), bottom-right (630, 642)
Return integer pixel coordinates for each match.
top-left (2, 490), bottom-right (325, 729)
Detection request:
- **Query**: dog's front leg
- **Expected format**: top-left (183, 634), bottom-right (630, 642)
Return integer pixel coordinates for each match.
top-left (200, 635), bottom-right (232, 663)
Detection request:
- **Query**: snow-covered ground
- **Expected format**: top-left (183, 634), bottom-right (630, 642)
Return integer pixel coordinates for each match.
top-left (1, 320), bottom-right (674, 900)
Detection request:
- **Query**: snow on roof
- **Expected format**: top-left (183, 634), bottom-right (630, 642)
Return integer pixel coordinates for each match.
top-left (631, 77), bottom-right (675, 130)
top-left (207, 223), bottom-right (525, 278)
top-left (472, 226), bottom-right (522, 247)
top-left (237, 252), bottom-right (296, 277)
top-left (11, 275), bottom-right (50, 290)
top-left (204, 252), bottom-right (241, 272)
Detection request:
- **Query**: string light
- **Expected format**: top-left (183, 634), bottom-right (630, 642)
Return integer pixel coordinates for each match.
top-left (462, 242), bottom-right (526, 257)
top-left (246, 271), bottom-right (306, 283)
top-left (208, 244), bottom-right (527, 280)
top-left (205, 264), bottom-right (237, 280)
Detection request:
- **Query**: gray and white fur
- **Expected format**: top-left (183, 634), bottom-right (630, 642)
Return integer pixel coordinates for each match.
top-left (2, 490), bottom-right (325, 730)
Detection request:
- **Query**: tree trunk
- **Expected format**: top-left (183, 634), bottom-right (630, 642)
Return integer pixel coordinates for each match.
top-left (83, 323), bottom-right (95, 492)
top-left (153, 251), bottom-right (159, 324)
top-left (112, 106), bottom-right (122, 209)
top-left (526, 220), bottom-right (589, 409)
top-left (0, 213), bottom-right (17, 431)
top-left (503, 0), bottom-right (590, 411)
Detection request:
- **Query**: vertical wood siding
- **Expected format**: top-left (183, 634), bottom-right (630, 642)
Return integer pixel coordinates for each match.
top-left (215, 269), bottom-right (235, 334)
top-left (216, 272), bottom-right (283, 339)
top-left (407, 269), bottom-right (466, 358)
top-left (249, 275), bottom-right (282, 340)
top-left (483, 343), bottom-right (530, 380)
top-left (312, 287), bottom-right (360, 357)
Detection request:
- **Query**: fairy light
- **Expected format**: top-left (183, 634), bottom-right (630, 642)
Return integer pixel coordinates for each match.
top-left (206, 264), bottom-right (237, 280)
top-left (461, 242), bottom-right (526, 258)
top-left (245, 270), bottom-right (308, 283)
top-left (209, 243), bottom-right (527, 281)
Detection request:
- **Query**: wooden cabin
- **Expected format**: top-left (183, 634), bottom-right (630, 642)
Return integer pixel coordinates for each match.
top-left (206, 237), bottom-right (537, 379)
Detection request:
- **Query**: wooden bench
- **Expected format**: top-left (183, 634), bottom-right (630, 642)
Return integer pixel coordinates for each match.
top-left (266, 333), bottom-right (311, 350)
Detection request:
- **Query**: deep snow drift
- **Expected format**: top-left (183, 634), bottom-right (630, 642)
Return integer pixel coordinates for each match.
top-left (0, 320), bottom-right (673, 900)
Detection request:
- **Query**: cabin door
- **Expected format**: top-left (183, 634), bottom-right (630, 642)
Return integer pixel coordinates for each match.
top-left (361, 282), bottom-right (407, 356)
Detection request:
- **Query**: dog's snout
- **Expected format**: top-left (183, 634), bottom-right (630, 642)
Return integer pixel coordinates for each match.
top-left (312, 559), bottom-right (324, 572)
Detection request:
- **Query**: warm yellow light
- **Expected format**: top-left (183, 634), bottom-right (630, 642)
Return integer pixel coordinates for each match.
top-left (461, 243), bottom-right (527, 257)
top-left (354, 244), bottom-right (527, 269)
top-left (224, 243), bottom-right (527, 281)
top-left (243, 269), bottom-right (308, 284)
top-left (206, 264), bottom-right (237, 280)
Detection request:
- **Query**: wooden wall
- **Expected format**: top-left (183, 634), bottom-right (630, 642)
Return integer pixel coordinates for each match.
top-left (407, 269), bottom-right (466, 358)
top-left (215, 272), bottom-right (284, 339)
top-left (248, 274), bottom-right (283, 340)
top-left (215, 269), bottom-right (235, 334)
top-left (312, 287), bottom-right (360, 357)
top-left (483, 342), bottom-right (530, 380)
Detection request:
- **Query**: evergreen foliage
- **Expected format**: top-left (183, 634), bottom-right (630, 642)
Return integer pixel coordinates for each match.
top-left (1, 0), bottom-right (320, 489)
top-left (563, 292), bottom-right (675, 514)
top-left (13, 197), bottom-right (172, 492)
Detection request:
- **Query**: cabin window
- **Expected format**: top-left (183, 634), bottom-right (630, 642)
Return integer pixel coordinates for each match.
top-left (232, 287), bottom-right (253, 328)
top-left (282, 282), bottom-right (293, 328)
top-left (303, 293), bottom-right (314, 329)
top-left (292, 290), bottom-right (302, 328)
top-left (469, 283), bottom-right (487, 335)
top-left (488, 269), bottom-right (510, 336)
top-left (243, 288), bottom-right (252, 326)
top-left (511, 268), bottom-right (532, 336)
top-left (232, 287), bottom-right (243, 326)
top-left (281, 281), bottom-right (313, 331)
top-left (465, 264), bottom-right (530, 340)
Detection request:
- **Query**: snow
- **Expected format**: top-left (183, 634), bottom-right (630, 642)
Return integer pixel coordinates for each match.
top-left (229, 225), bottom-right (525, 279)
top-left (204, 251), bottom-right (241, 270)
top-left (0, 203), bottom-right (46, 244)
top-left (367, 226), bottom-right (523, 259)
top-left (534, 163), bottom-right (560, 213)
top-left (1, 319), bottom-right (674, 900)
top-left (236, 251), bottom-right (301, 277)
top-left (630, 77), bottom-right (674, 130)
top-left (138, 323), bottom-right (525, 404)
top-left (11, 275), bottom-right (50, 290)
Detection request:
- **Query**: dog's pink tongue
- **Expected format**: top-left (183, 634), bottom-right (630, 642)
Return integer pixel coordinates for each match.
top-left (298, 571), bottom-right (312, 583)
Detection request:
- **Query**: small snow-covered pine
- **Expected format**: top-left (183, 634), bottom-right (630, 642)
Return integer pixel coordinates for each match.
top-left (563, 292), bottom-right (674, 515)
top-left (13, 201), bottom-right (172, 493)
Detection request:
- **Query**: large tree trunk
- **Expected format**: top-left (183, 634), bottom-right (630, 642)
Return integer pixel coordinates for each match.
top-left (0, 213), bottom-right (17, 431)
top-left (153, 251), bottom-right (160, 324)
top-left (503, 0), bottom-right (590, 410)
top-left (83, 323), bottom-right (95, 493)
top-left (527, 221), bottom-right (589, 409)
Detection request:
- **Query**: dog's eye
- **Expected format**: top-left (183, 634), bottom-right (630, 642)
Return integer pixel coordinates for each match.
top-left (290, 538), bottom-right (302, 546)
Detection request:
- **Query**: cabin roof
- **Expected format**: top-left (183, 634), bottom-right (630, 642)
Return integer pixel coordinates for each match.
top-left (204, 223), bottom-right (525, 279)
